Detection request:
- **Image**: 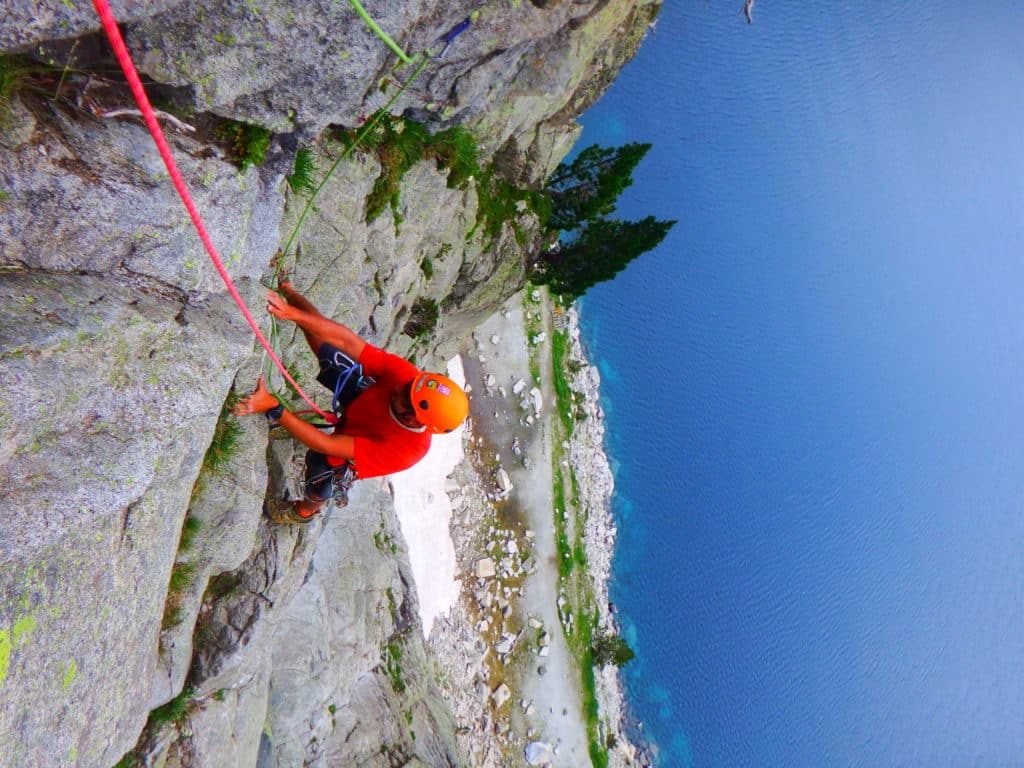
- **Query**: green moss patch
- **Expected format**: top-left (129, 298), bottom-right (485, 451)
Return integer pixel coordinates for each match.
top-left (0, 629), bottom-right (11, 685)
top-left (218, 120), bottom-right (272, 170)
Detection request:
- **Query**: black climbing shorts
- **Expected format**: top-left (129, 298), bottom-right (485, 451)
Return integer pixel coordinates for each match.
top-left (315, 343), bottom-right (373, 414)
top-left (303, 449), bottom-right (356, 506)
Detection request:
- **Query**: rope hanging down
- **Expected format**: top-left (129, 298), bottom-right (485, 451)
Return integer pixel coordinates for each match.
top-left (347, 0), bottom-right (414, 64)
top-left (90, 0), bottom-right (333, 421)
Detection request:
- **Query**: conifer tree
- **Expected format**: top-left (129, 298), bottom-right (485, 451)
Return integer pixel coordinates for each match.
top-left (547, 142), bottom-right (652, 230)
top-left (537, 215), bottom-right (676, 299)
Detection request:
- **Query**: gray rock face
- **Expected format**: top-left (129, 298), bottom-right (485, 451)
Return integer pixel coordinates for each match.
top-left (4, 0), bottom-right (659, 164)
top-left (0, 89), bottom-right (277, 766)
top-left (0, 96), bottom-right (282, 285)
top-left (0, 272), bottom-right (255, 766)
top-left (150, 412), bottom-right (269, 707)
top-left (260, 481), bottom-right (460, 767)
top-left (0, 0), bottom-right (185, 52)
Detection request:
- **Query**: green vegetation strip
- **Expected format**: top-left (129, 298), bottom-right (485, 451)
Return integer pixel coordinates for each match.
top-left (532, 290), bottom-right (608, 767)
top-left (340, 116), bottom-right (479, 225)
top-left (550, 326), bottom-right (575, 436)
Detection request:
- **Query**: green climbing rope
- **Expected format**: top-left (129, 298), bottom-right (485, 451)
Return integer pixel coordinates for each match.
top-left (347, 0), bottom-right (414, 65)
top-left (277, 51), bottom-right (431, 267)
top-left (265, 52), bottom-right (432, 408)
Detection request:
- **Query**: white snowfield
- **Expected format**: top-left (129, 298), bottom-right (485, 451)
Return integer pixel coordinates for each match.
top-left (389, 355), bottom-right (466, 637)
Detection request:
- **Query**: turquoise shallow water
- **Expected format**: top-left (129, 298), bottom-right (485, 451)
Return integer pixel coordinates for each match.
top-left (576, 2), bottom-right (1024, 766)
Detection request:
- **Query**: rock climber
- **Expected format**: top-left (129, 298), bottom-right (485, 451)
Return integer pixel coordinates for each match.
top-left (233, 281), bottom-right (469, 524)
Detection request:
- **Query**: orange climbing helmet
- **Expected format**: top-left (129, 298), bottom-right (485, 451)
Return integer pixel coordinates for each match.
top-left (410, 372), bottom-right (469, 434)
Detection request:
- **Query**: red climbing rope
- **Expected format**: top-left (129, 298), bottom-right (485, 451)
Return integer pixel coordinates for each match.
top-left (91, 0), bottom-right (334, 422)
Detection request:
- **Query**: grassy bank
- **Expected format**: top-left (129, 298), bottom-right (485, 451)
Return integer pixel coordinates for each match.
top-left (527, 288), bottom-right (610, 768)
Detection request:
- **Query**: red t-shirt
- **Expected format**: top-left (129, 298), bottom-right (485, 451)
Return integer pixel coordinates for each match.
top-left (326, 344), bottom-right (431, 478)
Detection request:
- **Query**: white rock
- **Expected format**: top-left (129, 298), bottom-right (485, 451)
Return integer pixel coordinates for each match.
top-left (490, 334), bottom-right (500, 345)
top-left (496, 469), bottom-right (513, 493)
top-left (492, 683), bottom-right (511, 708)
top-left (529, 387), bottom-right (543, 415)
top-left (524, 741), bottom-right (554, 766)
top-left (512, 378), bottom-right (527, 395)
top-left (475, 558), bottom-right (496, 579)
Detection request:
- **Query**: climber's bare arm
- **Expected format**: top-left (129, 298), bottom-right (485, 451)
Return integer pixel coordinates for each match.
top-left (267, 284), bottom-right (366, 360)
top-left (275, 413), bottom-right (356, 460)
top-left (233, 377), bottom-right (356, 461)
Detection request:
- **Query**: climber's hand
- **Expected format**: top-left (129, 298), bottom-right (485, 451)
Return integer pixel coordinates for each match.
top-left (233, 376), bottom-right (279, 415)
top-left (266, 289), bottom-right (299, 322)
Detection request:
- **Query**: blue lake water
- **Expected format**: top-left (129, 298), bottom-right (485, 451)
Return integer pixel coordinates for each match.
top-left (576, 2), bottom-right (1024, 766)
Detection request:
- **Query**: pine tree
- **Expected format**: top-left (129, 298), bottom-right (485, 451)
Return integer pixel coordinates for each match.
top-left (547, 142), bottom-right (652, 230)
top-left (538, 215), bottom-right (676, 299)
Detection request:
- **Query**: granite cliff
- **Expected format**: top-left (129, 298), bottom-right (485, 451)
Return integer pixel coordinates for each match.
top-left (0, 2), bottom-right (659, 765)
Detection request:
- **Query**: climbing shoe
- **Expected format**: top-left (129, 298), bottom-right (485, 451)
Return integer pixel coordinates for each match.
top-left (265, 497), bottom-right (322, 525)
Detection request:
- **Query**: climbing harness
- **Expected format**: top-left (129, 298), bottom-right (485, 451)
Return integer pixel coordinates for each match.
top-left (303, 451), bottom-right (357, 507)
top-left (315, 346), bottom-right (375, 416)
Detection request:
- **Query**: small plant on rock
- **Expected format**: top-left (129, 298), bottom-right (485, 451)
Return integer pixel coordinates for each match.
top-left (0, 56), bottom-right (28, 114)
top-left (287, 146), bottom-right (317, 194)
top-left (148, 685), bottom-right (196, 727)
top-left (402, 297), bottom-right (439, 340)
top-left (219, 120), bottom-right (272, 170)
top-left (177, 515), bottom-right (202, 553)
top-left (202, 394), bottom-right (242, 475)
